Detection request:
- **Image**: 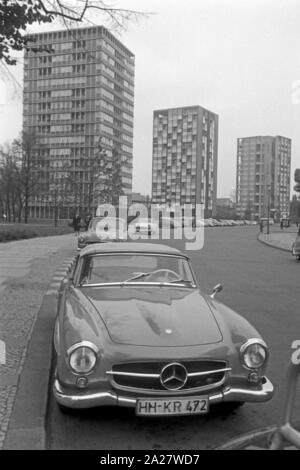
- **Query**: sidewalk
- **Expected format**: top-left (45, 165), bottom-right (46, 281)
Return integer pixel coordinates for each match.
top-left (258, 226), bottom-right (298, 252)
top-left (0, 234), bottom-right (76, 449)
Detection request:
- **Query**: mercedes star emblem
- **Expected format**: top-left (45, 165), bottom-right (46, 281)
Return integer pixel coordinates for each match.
top-left (160, 362), bottom-right (188, 391)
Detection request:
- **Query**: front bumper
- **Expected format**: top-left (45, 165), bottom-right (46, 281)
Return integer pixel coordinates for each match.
top-left (53, 377), bottom-right (274, 410)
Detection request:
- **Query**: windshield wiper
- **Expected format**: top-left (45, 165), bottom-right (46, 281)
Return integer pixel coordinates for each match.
top-left (123, 272), bottom-right (151, 283)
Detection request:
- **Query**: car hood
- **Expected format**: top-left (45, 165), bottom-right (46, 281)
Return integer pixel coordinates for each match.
top-left (80, 286), bottom-right (223, 347)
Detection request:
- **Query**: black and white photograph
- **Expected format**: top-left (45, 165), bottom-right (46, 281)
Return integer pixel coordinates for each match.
top-left (0, 0), bottom-right (300, 456)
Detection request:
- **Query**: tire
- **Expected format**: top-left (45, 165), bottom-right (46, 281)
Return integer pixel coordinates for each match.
top-left (297, 256), bottom-right (300, 261)
top-left (218, 401), bottom-right (245, 413)
top-left (57, 402), bottom-right (75, 415)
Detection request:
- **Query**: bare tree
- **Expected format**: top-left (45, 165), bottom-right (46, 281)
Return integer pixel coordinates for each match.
top-left (94, 139), bottom-right (127, 208)
top-left (295, 169), bottom-right (300, 193)
top-left (244, 200), bottom-right (254, 221)
top-left (0, 144), bottom-right (20, 221)
top-left (63, 139), bottom-right (127, 216)
top-left (12, 130), bottom-right (39, 223)
top-left (48, 164), bottom-right (73, 226)
top-left (0, 1), bottom-right (151, 65)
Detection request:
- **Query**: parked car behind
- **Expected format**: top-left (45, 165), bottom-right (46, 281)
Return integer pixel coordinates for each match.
top-left (128, 218), bottom-right (159, 237)
top-left (292, 233), bottom-right (300, 261)
top-left (158, 217), bottom-right (182, 229)
top-left (78, 217), bottom-right (126, 250)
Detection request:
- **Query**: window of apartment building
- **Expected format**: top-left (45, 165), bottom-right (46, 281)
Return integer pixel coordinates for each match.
top-left (122, 101), bottom-right (134, 112)
top-left (122, 111), bottom-right (133, 123)
top-left (51, 124), bottom-right (71, 133)
top-left (54, 65), bottom-right (72, 74)
top-left (52, 89), bottom-right (72, 98)
top-left (71, 100), bottom-right (85, 109)
top-left (72, 64), bottom-right (86, 73)
top-left (100, 89), bottom-right (114, 101)
top-left (72, 40), bottom-right (86, 49)
top-left (71, 124), bottom-right (85, 133)
top-left (72, 88), bottom-right (85, 97)
top-left (38, 125), bottom-right (50, 133)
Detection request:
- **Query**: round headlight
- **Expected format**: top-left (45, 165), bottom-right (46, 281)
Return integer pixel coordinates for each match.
top-left (240, 339), bottom-right (268, 370)
top-left (69, 344), bottom-right (97, 374)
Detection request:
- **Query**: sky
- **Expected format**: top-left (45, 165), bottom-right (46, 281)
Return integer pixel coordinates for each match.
top-left (0, 0), bottom-right (300, 198)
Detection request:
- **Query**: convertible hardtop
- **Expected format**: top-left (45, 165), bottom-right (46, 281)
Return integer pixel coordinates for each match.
top-left (79, 242), bottom-right (188, 258)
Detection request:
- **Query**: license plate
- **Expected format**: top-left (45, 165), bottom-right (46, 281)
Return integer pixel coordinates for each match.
top-left (136, 396), bottom-right (209, 416)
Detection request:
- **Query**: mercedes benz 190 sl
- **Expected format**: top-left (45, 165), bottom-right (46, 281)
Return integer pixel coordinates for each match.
top-left (53, 242), bottom-right (274, 416)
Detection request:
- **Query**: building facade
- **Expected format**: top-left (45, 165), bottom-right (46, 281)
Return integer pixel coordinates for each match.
top-left (23, 25), bottom-right (134, 219)
top-left (236, 136), bottom-right (291, 220)
top-left (131, 192), bottom-right (151, 205)
top-left (151, 106), bottom-right (218, 217)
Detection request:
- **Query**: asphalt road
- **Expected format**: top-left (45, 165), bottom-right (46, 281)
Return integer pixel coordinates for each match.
top-left (47, 226), bottom-right (300, 450)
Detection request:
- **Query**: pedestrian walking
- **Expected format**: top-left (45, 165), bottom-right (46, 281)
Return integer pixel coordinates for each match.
top-left (72, 214), bottom-right (81, 236)
top-left (280, 219), bottom-right (284, 230)
top-left (84, 214), bottom-right (92, 231)
top-left (260, 220), bottom-right (264, 233)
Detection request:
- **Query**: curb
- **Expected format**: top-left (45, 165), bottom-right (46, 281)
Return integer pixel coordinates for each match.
top-left (257, 232), bottom-right (292, 253)
top-left (214, 425), bottom-right (278, 450)
top-left (215, 422), bottom-right (300, 449)
top-left (3, 256), bottom-right (76, 450)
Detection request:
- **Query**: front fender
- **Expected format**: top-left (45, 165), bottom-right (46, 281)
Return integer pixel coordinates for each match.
top-left (55, 287), bottom-right (109, 388)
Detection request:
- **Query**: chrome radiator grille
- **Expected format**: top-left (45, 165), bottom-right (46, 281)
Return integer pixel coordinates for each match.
top-left (108, 361), bottom-right (230, 391)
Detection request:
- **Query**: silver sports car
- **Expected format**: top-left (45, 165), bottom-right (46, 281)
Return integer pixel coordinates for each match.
top-left (53, 242), bottom-right (273, 416)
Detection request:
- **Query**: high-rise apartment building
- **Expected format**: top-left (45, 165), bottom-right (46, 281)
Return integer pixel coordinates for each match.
top-left (151, 106), bottom-right (218, 217)
top-left (236, 136), bottom-right (291, 220)
top-left (23, 25), bottom-right (134, 218)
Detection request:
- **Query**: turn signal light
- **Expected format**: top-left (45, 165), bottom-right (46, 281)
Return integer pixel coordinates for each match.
top-left (248, 372), bottom-right (260, 384)
top-left (76, 376), bottom-right (88, 388)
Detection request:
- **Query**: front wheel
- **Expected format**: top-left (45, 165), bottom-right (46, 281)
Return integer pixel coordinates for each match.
top-left (297, 256), bottom-right (300, 261)
top-left (218, 401), bottom-right (245, 413)
top-left (57, 402), bottom-right (76, 415)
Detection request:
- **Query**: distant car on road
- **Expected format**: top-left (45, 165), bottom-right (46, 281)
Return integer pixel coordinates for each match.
top-left (53, 242), bottom-right (273, 416)
top-left (128, 218), bottom-right (159, 237)
top-left (195, 219), bottom-right (207, 227)
top-left (158, 217), bottom-right (182, 229)
top-left (181, 216), bottom-right (194, 228)
top-left (77, 217), bottom-right (126, 250)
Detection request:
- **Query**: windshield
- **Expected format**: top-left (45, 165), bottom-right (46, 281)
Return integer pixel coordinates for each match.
top-left (78, 254), bottom-right (196, 286)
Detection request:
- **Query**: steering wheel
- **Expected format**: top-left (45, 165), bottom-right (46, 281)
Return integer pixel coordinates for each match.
top-left (146, 269), bottom-right (181, 282)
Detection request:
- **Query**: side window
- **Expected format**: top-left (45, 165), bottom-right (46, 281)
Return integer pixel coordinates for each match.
top-left (182, 260), bottom-right (196, 283)
top-left (71, 255), bottom-right (80, 283)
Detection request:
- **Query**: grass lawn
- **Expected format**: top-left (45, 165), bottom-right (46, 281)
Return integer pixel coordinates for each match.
top-left (0, 222), bottom-right (73, 242)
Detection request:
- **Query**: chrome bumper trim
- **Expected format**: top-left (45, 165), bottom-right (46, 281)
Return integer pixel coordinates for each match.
top-left (53, 377), bottom-right (274, 410)
top-left (106, 366), bottom-right (231, 379)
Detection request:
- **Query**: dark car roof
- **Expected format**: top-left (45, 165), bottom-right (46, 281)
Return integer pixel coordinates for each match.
top-left (79, 242), bottom-right (187, 258)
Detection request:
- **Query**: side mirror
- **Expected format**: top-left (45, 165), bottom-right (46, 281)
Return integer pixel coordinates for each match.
top-left (210, 283), bottom-right (223, 299)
